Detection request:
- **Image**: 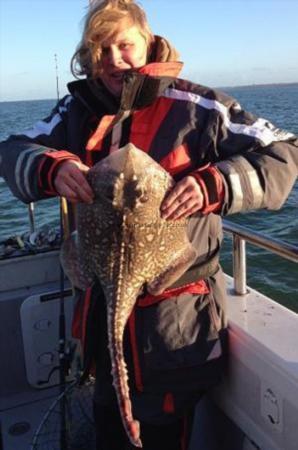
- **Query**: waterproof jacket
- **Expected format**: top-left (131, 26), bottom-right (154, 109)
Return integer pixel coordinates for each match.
top-left (1, 55), bottom-right (298, 422)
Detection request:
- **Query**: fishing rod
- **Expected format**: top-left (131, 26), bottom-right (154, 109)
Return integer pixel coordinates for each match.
top-left (54, 53), bottom-right (60, 101)
top-left (54, 51), bottom-right (68, 450)
top-left (26, 53), bottom-right (61, 234)
top-left (57, 1), bottom-right (93, 446)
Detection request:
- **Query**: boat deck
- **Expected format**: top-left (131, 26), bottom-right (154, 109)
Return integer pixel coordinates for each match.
top-left (0, 224), bottom-right (297, 450)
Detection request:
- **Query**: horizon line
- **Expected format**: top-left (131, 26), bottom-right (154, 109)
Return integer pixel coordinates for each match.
top-left (1, 81), bottom-right (297, 103)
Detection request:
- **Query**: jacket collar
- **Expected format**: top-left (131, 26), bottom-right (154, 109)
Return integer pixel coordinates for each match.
top-left (68, 60), bottom-right (183, 115)
top-left (139, 61), bottom-right (182, 78)
top-left (68, 78), bottom-right (121, 116)
top-left (120, 61), bottom-right (183, 110)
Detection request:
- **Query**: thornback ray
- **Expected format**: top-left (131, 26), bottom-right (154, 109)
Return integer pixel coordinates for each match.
top-left (60, 143), bottom-right (197, 447)
top-left (60, 232), bottom-right (95, 289)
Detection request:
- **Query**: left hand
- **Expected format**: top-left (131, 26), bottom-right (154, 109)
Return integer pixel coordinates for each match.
top-left (160, 176), bottom-right (204, 220)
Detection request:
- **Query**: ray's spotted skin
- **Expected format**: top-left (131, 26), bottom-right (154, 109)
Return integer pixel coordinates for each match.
top-left (61, 143), bottom-right (197, 447)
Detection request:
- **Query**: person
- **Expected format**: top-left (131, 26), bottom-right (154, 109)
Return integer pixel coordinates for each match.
top-left (0, 0), bottom-right (297, 449)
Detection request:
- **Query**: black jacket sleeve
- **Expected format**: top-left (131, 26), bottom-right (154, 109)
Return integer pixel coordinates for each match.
top-left (0, 95), bottom-right (73, 203)
top-left (197, 90), bottom-right (298, 215)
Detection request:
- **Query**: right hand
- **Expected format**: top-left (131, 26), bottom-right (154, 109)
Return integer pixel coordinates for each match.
top-left (54, 159), bottom-right (94, 204)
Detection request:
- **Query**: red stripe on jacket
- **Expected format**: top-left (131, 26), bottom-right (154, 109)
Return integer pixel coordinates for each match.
top-left (38, 150), bottom-right (81, 195)
top-left (160, 143), bottom-right (192, 176)
top-left (163, 392), bottom-right (175, 414)
top-left (130, 97), bottom-right (174, 152)
top-left (190, 166), bottom-right (225, 214)
top-left (86, 115), bottom-right (116, 151)
top-left (137, 280), bottom-right (209, 307)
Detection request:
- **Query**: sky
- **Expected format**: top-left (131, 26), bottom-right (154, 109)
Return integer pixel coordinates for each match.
top-left (0, 0), bottom-right (297, 101)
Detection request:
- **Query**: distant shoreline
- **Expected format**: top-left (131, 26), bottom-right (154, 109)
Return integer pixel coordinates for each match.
top-left (220, 81), bottom-right (298, 90)
top-left (0, 82), bottom-right (297, 103)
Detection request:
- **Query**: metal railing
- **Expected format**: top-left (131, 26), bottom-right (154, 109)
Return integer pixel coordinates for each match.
top-left (7, 204), bottom-right (298, 297)
top-left (223, 220), bottom-right (298, 295)
top-left (28, 202), bottom-right (36, 234)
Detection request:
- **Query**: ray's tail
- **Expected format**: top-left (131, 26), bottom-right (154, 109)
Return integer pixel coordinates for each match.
top-left (107, 303), bottom-right (142, 447)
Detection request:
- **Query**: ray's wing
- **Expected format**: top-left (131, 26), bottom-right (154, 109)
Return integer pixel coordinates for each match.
top-left (147, 240), bottom-right (197, 295)
top-left (60, 232), bottom-right (95, 290)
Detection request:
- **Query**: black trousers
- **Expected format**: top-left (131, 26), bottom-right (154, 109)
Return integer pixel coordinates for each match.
top-left (93, 402), bottom-right (194, 450)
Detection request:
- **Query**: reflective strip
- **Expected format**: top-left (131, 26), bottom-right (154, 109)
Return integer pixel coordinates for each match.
top-left (162, 88), bottom-right (295, 146)
top-left (24, 149), bottom-right (46, 198)
top-left (58, 95), bottom-right (73, 111)
top-left (240, 157), bottom-right (264, 209)
top-left (229, 156), bottom-right (264, 209)
top-left (217, 161), bottom-right (244, 213)
top-left (22, 96), bottom-right (73, 139)
top-left (15, 147), bottom-right (45, 198)
top-left (218, 157), bottom-right (265, 212)
top-left (23, 115), bottom-right (62, 139)
top-left (248, 169), bottom-right (264, 209)
top-left (232, 102), bottom-right (242, 112)
top-left (229, 172), bottom-right (243, 213)
top-left (252, 117), bottom-right (295, 142)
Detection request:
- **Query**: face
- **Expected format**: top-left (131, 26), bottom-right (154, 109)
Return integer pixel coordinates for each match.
top-left (100, 25), bottom-right (148, 97)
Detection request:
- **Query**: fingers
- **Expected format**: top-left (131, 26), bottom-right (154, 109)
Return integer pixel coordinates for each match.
top-left (58, 184), bottom-right (81, 204)
top-left (161, 176), bottom-right (204, 220)
top-left (54, 160), bottom-right (94, 204)
top-left (68, 169), bottom-right (94, 202)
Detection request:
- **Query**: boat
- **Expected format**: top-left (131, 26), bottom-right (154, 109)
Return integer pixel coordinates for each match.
top-left (1, 1), bottom-right (297, 446)
top-left (0, 202), bottom-right (297, 450)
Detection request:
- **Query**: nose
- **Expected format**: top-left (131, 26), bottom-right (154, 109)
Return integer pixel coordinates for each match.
top-left (107, 46), bottom-right (123, 66)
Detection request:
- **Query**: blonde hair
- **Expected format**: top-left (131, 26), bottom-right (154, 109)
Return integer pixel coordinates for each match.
top-left (71, 0), bottom-right (154, 79)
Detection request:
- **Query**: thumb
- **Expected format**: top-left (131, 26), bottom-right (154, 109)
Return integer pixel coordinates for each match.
top-left (76, 161), bottom-right (90, 174)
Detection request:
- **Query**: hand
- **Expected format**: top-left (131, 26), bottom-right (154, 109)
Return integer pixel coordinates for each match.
top-left (160, 176), bottom-right (204, 220)
top-left (54, 159), bottom-right (94, 204)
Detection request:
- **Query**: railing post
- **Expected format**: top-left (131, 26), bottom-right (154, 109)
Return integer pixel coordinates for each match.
top-left (233, 235), bottom-right (247, 295)
top-left (28, 202), bottom-right (36, 234)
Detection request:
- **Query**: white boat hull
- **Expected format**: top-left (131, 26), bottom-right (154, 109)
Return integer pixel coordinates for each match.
top-left (0, 252), bottom-right (297, 450)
